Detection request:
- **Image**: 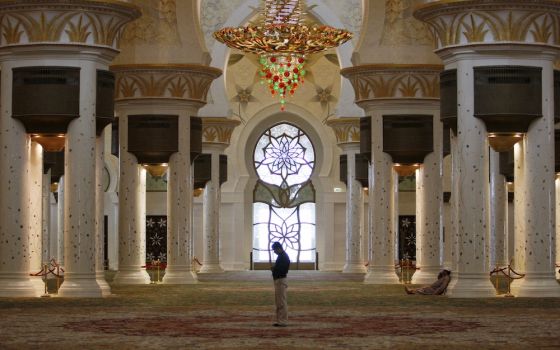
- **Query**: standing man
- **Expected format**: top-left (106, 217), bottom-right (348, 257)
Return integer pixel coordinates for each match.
top-left (271, 241), bottom-right (290, 327)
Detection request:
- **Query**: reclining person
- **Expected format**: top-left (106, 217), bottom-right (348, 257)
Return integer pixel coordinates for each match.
top-left (405, 269), bottom-right (451, 295)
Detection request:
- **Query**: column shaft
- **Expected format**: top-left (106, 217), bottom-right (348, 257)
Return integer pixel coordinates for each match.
top-left (489, 150), bottom-right (507, 268)
top-left (0, 64), bottom-right (38, 297)
top-left (163, 114), bottom-right (197, 284)
top-left (96, 136), bottom-right (111, 295)
top-left (343, 147), bottom-right (366, 273)
top-left (448, 61), bottom-right (495, 297)
top-left (113, 114), bottom-right (150, 285)
top-left (57, 176), bottom-right (65, 266)
top-left (58, 62), bottom-right (102, 297)
top-left (29, 141), bottom-right (44, 293)
top-left (511, 62), bottom-right (560, 296)
top-left (364, 116), bottom-right (399, 284)
top-left (200, 149), bottom-right (224, 273)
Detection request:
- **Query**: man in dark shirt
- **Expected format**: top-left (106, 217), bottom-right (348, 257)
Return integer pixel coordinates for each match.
top-left (271, 241), bottom-right (290, 327)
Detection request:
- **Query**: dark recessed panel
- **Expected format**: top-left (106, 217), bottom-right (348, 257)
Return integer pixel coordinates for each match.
top-left (220, 154), bottom-right (228, 185)
top-left (194, 153), bottom-right (211, 189)
top-left (111, 120), bottom-right (119, 158)
top-left (43, 151), bottom-right (64, 183)
top-left (128, 115), bottom-right (178, 164)
top-left (355, 153), bottom-right (369, 187)
top-left (96, 70), bottom-right (115, 135)
top-left (360, 116), bottom-right (371, 163)
top-left (339, 154), bottom-right (347, 185)
top-left (12, 66), bottom-right (80, 133)
top-left (474, 66), bottom-right (542, 132)
top-left (383, 115), bottom-right (433, 164)
top-left (499, 149), bottom-right (514, 182)
top-left (440, 69), bottom-right (457, 133)
top-left (191, 116), bottom-right (202, 163)
top-left (556, 129), bottom-right (560, 173)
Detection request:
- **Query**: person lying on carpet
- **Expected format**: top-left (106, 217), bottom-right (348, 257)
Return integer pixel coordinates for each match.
top-left (405, 269), bottom-right (451, 295)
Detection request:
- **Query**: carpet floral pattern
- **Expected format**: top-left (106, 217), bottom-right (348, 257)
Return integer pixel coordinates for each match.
top-left (0, 273), bottom-right (559, 349)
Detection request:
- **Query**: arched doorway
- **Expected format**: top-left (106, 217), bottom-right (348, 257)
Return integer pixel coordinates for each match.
top-left (252, 123), bottom-right (317, 269)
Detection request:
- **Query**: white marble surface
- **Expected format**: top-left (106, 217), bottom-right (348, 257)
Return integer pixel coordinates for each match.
top-left (113, 114), bottom-right (150, 285)
top-left (0, 65), bottom-right (38, 297)
top-left (447, 60), bottom-right (495, 298)
top-left (58, 63), bottom-right (102, 297)
top-left (341, 145), bottom-right (366, 273)
top-left (364, 115), bottom-right (399, 284)
top-left (200, 146), bottom-right (225, 273)
top-left (96, 136), bottom-right (111, 295)
top-left (489, 149), bottom-right (507, 268)
top-left (163, 113), bottom-right (198, 284)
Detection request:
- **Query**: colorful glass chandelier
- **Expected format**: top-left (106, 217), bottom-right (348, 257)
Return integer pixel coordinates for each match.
top-left (213, 0), bottom-right (352, 110)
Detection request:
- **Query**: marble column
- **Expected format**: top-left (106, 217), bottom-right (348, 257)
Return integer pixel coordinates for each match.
top-left (413, 114), bottom-right (443, 284)
top-left (364, 115), bottom-right (400, 284)
top-left (0, 65), bottom-right (38, 297)
top-left (29, 141), bottom-right (45, 294)
top-left (57, 176), bottom-right (65, 266)
top-left (556, 177), bottom-right (560, 280)
top-left (446, 60), bottom-right (495, 298)
top-left (163, 113), bottom-right (198, 284)
top-left (112, 114), bottom-right (151, 285)
top-left (199, 144), bottom-right (226, 273)
top-left (489, 150), bottom-right (507, 268)
top-left (95, 135), bottom-right (111, 295)
top-left (342, 144), bottom-right (367, 273)
top-left (58, 62), bottom-right (102, 297)
top-left (446, 131), bottom-right (459, 291)
top-left (510, 62), bottom-right (560, 297)
top-left (42, 171), bottom-right (51, 264)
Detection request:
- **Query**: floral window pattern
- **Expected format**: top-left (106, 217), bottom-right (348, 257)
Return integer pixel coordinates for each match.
top-left (253, 123), bottom-right (316, 266)
top-left (146, 215), bottom-right (167, 263)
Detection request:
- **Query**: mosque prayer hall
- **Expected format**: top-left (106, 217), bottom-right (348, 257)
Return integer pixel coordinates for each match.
top-left (0, 1), bottom-right (559, 349)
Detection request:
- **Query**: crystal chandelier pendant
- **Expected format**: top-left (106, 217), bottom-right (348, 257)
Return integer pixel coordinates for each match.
top-left (213, 0), bottom-right (352, 110)
top-left (259, 54), bottom-right (306, 110)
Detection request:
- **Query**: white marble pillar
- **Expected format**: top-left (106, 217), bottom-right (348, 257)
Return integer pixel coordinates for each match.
top-left (57, 176), bottom-right (65, 266)
top-left (364, 115), bottom-right (400, 284)
top-left (0, 64), bottom-right (38, 297)
top-left (511, 62), bottom-right (560, 297)
top-left (391, 168), bottom-right (399, 268)
top-left (413, 113), bottom-right (443, 284)
top-left (341, 144), bottom-right (367, 273)
top-left (507, 190), bottom-right (515, 265)
top-left (447, 61), bottom-right (495, 298)
top-left (163, 114), bottom-right (198, 284)
top-left (489, 150), bottom-right (507, 268)
top-left (42, 171), bottom-right (51, 264)
top-left (58, 63), bottom-right (102, 297)
top-left (49, 191), bottom-right (58, 262)
top-left (556, 177), bottom-right (560, 280)
top-left (95, 135), bottom-right (111, 295)
top-left (200, 145), bottom-right (225, 273)
top-left (513, 142), bottom-right (525, 273)
top-left (447, 131), bottom-right (459, 291)
top-left (29, 141), bottom-right (45, 294)
top-left (113, 114), bottom-right (150, 285)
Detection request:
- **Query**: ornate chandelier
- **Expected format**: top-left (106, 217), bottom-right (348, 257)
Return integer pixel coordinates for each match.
top-left (214, 0), bottom-right (352, 110)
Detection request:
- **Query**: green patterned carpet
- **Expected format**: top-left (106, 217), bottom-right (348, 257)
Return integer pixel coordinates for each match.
top-left (0, 272), bottom-right (559, 349)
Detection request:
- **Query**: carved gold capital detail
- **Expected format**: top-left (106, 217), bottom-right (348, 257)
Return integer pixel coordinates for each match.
top-left (414, 0), bottom-right (560, 50)
top-left (326, 117), bottom-right (361, 145)
top-left (202, 117), bottom-right (241, 145)
top-left (0, 1), bottom-right (140, 49)
top-left (341, 64), bottom-right (443, 104)
top-left (111, 64), bottom-right (222, 104)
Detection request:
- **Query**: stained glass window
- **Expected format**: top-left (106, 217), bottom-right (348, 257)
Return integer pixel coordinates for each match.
top-left (253, 123), bottom-right (316, 265)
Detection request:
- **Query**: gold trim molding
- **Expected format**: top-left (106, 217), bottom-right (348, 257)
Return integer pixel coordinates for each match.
top-left (111, 64), bottom-right (222, 103)
top-left (201, 117), bottom-right (241, 145)
top-left (341, 65), bottom-right (442, 104)
top-left (414, 0), bottom-right (560, 50)
top-left (325, 117), bottom-right (360, 144)
top-left (0, 0), bottom-right (140, 49)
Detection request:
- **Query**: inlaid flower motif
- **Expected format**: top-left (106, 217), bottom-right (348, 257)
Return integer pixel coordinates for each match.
top-left (269, 221), bottom-right (300, 250)
top-left (261, 134), bottom-right (308, 179)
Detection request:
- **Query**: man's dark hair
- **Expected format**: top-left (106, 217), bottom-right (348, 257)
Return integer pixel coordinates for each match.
top-left (271, 242), bottom-right (282, 250)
